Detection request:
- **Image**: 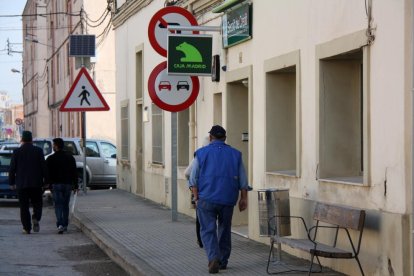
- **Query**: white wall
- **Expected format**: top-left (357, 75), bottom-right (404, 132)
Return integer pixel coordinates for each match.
top-left (114, 0), bottom-right (412, 274)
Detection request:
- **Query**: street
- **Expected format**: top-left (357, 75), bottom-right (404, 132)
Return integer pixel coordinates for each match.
top-left (0, 197), bottom-right (128, 276)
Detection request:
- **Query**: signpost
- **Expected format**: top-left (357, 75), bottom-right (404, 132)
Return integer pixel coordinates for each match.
top-left (148, 6), bottom-right (201, 222)
top-left (167, 34), bottom-right (212, 76)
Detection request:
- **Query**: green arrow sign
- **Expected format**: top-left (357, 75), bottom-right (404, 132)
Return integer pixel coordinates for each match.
top-left (168, 34), bottom-right (212, 76)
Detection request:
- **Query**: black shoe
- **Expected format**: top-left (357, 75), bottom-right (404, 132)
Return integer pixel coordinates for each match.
top-left (32, 218), bottom-right (39, 233)
top-left (58, 225), bottom-right (64, 234)
top-left (197, 240), bottom-right (203, 248)
top-left (219, 263), bottom-right (227, 270)
top-left (208, 260), bottom-right (219, 274)
top-left (22, 229), bottom-right (31, 234)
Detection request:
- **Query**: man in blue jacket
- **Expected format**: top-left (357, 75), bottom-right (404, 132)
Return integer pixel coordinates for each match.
top-left (9, 131), bottom-right (47, 234)
top-left (189, 125), bottom-right (248, 274)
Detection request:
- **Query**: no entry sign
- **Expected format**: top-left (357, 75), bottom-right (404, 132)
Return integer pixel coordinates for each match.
top-left (148, 6), bottom-right (198, 57)
top-left (148, 61), bottom-right (199, 112)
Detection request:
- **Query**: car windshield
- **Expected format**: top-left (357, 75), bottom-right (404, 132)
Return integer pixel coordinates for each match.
top-left (33, 141), bottom-right (53, 156)
top-left (0, 153), bottom-right (12, 166)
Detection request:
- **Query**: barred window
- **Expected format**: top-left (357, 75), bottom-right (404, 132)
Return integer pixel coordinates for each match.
top-left (152, 104), bottom-right (163, 164)
top-left (121, 103), bottom-right (129, 160)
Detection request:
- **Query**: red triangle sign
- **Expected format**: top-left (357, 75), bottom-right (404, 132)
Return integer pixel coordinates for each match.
top-left (60, 67), bottom-right (110, 112)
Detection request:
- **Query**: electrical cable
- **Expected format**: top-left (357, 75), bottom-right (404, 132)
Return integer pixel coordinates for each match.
top-left (85, 10), bottom-right (110, 28)
top-left (86, 7), bottom-right (110, 23)
top-left (0, 12), bottom-right (81, 18)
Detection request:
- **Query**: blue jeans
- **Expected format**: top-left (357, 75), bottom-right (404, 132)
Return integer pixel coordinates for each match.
top-left (197, 199), bottom-right (234, 265)
top-left (52, 184), bottom-right (72, 228)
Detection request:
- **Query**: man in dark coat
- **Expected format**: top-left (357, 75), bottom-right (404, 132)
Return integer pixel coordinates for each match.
top-left (9, 131), bottom-right (47, 234)
top-left (46, 138), bottom-right (78, 234)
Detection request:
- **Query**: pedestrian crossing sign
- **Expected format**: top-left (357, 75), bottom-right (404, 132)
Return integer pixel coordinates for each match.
top-left (60, 67), bottom-right (110, 112)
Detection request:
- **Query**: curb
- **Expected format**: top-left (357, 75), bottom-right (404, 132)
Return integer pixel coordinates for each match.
top-left (72, 211), bottom-right (163, 276)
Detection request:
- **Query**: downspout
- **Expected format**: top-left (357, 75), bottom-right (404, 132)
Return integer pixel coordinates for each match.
top-left (411, 0), bottom-right (414, 272)
top-left (188, 2), bottom-right (196, 156)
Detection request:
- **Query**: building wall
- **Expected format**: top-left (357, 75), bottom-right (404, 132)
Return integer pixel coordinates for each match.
top-left (23, 0), bottom-right (116, 141)
top-left (113, 0), bottom-right (413, 275)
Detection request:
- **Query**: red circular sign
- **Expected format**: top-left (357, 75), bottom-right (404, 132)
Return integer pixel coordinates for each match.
top-left (148, 6), bottom-right (199, 57)
top-left (15, 118), bottom-right (23, 125)
top-left (148, 61), bottom-right (199, 112)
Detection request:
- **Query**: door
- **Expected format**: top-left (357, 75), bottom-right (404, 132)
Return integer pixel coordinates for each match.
top-left (85, 141), bottom-right (104, 183)
top-left (100, 142), bottom-right (117, 183)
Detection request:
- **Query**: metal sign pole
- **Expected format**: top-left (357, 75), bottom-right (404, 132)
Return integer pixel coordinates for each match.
top-left (81, 59), bottom-right (87, 195)
top-left (171, 112), bottom-right (178, 221)
top-left (82, 111), bottom-right (87, 194)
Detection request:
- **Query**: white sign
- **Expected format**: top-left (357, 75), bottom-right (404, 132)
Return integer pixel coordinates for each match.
top-left (148, 6), bottom-right (199, 57)
top-left (148, 61), bottom-right (199, 112)
top-left (60, 67), bottom-right (109, 112)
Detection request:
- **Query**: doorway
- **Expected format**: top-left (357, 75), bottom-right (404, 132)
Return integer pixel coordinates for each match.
top-left (225, 66), bottom-right (251, 237)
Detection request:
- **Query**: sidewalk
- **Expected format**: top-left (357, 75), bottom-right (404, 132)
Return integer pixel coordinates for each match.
top-left (72, 189), bottom-right (342, 276)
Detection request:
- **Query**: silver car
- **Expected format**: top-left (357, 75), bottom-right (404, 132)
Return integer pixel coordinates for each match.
top-left (33, 138), bottom-right (117, 188)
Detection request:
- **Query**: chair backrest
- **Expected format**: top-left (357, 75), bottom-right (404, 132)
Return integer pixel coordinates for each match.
top-left (313, 202), bottom-right (365, 230)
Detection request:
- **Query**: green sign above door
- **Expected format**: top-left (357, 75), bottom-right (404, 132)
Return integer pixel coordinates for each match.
top-left (168, 34), bottom-right (212, 76)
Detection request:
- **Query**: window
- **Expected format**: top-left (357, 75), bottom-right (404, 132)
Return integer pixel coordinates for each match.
top-left (101, 142), bottom-right (117, 159)
top-left (86, 141), bottom-right (100, 157)
top-left (66, 44), bottom-right (70, 76)
top-left (120, 103), bottom-right (129, 160)
top-left (317, 30), bottom-right (369, 184)
top-left (33, 141), bottom-right (52, 156)
top-left (64, 141), bottom-right (78, 155)
top-left (57, 53), bottom-right (60, 84)
top-left (265, 50), bottom-right (300, 177)
top-left (152, 103), bottom-right (163, 164)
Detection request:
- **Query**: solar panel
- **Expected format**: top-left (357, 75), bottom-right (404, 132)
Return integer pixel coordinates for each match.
top-left (69, 35), bottom-right (96, 57)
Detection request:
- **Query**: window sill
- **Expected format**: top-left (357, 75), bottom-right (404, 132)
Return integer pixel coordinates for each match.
top-left (319, 176), bottom-right (364, 185)
top-left (266, 170), bottom-right (298, 178)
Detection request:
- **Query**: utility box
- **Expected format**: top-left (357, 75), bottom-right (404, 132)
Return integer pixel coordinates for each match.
top-left (258, 188), bottom-right (291, 237)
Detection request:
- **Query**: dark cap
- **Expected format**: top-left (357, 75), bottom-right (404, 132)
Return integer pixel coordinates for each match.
top-left (209, 125), bottom-right (226, 138)
top-left (21, 130), bottom-right (32, 142)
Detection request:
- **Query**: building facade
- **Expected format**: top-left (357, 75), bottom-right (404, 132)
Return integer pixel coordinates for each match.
top-left (113, 0), bottom-right (413, 275)
top-left (22, 0), bottom-right (116, 141)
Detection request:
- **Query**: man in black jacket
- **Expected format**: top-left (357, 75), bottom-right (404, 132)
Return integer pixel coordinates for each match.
top-left (9, 131), bottom-right (47, 234)
top-left (46, 138), bottom-right (78, 234)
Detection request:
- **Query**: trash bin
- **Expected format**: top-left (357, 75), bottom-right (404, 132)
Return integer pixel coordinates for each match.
top-left (258, 188), bottom-right (291, 237)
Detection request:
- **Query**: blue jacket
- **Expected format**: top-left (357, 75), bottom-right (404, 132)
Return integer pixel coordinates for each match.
top-left (191, 140), bottom-right (248, 206)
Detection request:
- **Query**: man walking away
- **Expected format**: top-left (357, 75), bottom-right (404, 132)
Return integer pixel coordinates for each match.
top-left (46, 138), bottom-right (78, 234)
top-left (189, 125), bottom-right (248, 274)
top-left (9, 131), bottom-right (47, 234)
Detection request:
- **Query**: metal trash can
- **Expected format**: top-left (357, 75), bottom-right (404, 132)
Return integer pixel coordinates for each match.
top-left (258, 188), bottom-right (291, 237)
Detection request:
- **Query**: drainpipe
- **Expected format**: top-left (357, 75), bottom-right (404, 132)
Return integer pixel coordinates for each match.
top-left (187, 2), bottom-right (196, 155)
top-left (412, 0), bottom-right (414, 272)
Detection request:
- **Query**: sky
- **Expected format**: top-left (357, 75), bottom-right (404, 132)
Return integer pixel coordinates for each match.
top-left (0, 0), bottom-right (27, 104)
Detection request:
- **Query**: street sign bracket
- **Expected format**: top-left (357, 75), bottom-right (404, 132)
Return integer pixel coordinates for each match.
top-left (168, 26), bottom-right (221, 32)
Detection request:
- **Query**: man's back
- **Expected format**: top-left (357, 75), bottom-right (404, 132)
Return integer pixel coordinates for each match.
top-left (46, 150), bottom-right (77, 185)
top-left (195, 141), bottom-right (242, 206)
top-left (9, 143), bottom-right (47, 189)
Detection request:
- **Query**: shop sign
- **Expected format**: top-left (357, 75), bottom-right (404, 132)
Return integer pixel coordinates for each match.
top-left (167, 34), bottom-right (212, 76)
top-left (222, 2), bottom-right (252, 48)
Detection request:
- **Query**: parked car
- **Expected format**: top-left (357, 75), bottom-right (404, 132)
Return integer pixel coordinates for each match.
top-left (0, 150), bottom-right (17, 199)
top-left (0, 143), bottom-right (20, 151)
top-left (33, 138), bottom-right (117, 188)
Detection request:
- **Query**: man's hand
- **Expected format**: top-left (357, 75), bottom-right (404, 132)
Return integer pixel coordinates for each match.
top-left (239, 189), bottom-right (248, 211)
